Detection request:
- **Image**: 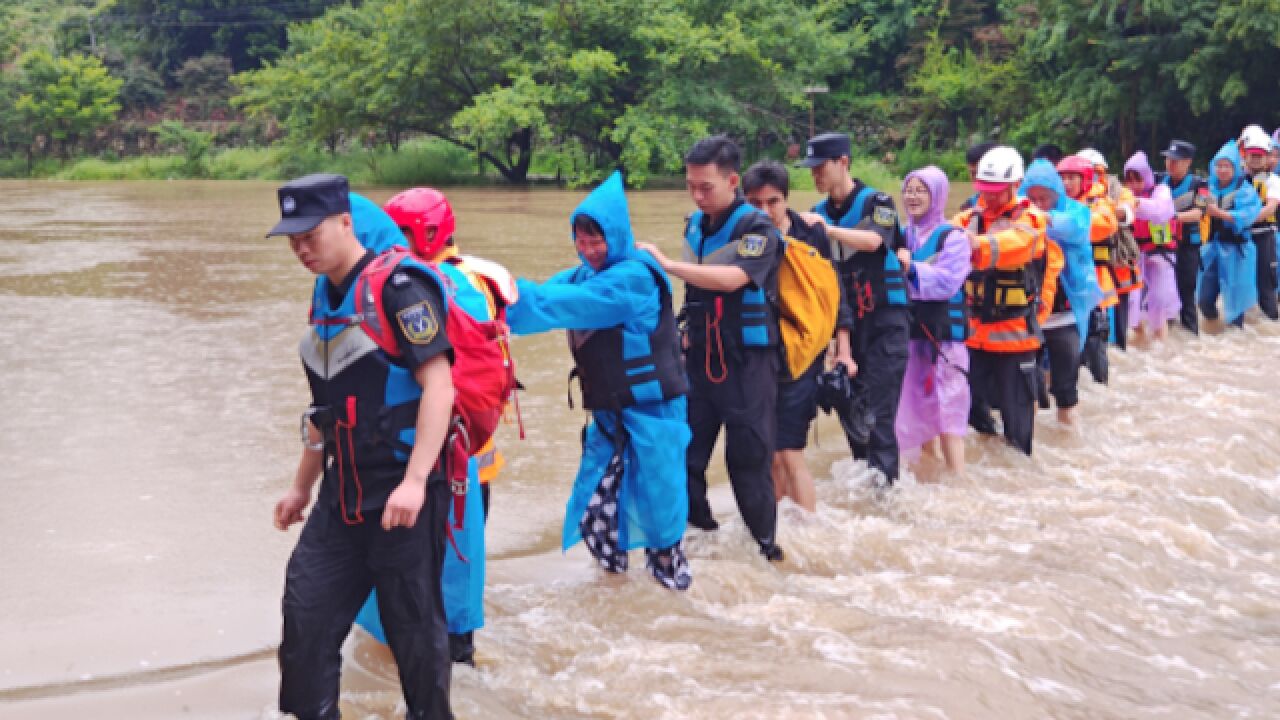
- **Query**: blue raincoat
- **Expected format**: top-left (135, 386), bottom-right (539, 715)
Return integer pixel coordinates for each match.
top-left (344, 193), bottom-right (487, 640)
top-left (507, 171), bottom-right (690, 553)
top-left (1200, 141), bottom-right (1262, 323)
top-left (350, 192), bottom-right (406, 254)
top-left (1020, 159), bottom-right (1103, 350)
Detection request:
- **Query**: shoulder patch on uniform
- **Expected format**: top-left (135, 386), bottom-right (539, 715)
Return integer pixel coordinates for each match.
top-left (738, 233), bottom-right (767, 257)
top-left (396, 301), bottom-right (440, 345)
top-left (873, 192), bottom-right (891, 203)
top-left (390, 271), bottom-right (411, 288)
top-left (873, 205), bottom-right (897, 227)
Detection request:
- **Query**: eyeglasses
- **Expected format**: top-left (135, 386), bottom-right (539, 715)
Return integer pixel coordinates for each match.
top-left (902, 187), bottom-right (930, 197)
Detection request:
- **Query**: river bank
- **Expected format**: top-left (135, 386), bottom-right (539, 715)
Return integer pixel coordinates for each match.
top-left (0, 138), bottom-right (904, 191)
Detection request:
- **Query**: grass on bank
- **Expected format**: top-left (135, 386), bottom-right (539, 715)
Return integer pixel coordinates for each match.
top-left (1, 138), bottom-right (912, 190)
top-left (2, 138), bottom-right (485, 185)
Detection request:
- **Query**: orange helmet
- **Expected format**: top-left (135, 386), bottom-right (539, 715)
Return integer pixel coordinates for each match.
top-left (1056, 155), bottom-right (1095, 199)
top-left (382, 187), bottom-right (456, 260)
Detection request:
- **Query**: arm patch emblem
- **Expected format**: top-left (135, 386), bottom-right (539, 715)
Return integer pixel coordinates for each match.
top-left (873, 206), bottom-right (897, 227)
top-left (396, 301), bottom-right (440, 344)
top-left (738, 233), bottom-right (767, 257)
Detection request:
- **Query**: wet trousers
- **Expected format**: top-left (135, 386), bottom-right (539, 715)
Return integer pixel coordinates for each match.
top-left (686, 348), bottom-right (778, 547)
top-left (840, 307), bottom-right (909, 484)
top-left (1041, 325), bottom-right (1080, 410)
top-left (1175, 241), bottom-right (1201, 334)
top-left (1112, 290), bottom-right (1130, 350)
top-left (968, 349), bottom-right (1038, 456)
top-left (279, 482), bottom-right (453, 720)
top-left (1254, 228), bottom-right (1278, 320)
top-left (1081, 307), bottom-right (1109, 385)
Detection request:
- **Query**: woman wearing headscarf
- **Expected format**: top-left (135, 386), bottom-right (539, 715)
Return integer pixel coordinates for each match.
top-left (1121, 152), bottom-right (1179, 341)
top-left (894, 166), bottom-right (970, 473)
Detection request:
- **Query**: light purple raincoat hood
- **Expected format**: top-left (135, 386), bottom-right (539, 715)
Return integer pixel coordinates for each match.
top-left (1123, 151), bottom-right (1156, 195)
top-left (902, 165), bottom-right (949, 243)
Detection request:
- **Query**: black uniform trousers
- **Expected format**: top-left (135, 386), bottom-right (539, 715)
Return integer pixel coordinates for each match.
top-left (838, 306), bottom-right (908, 484)
top-left (685, 347), bottom-right (778, 548)
top-left (1255, 227), bottom-right (1279, 320)
top-left (279, 479), bottom-right (453, 720)
top-left (1042, 324), bottom-right (1080, 409)
top-left (1081, 306), bottom-right (1109, 385)
top-left (1112, 288), bottom-right (1130, 351)
top-left (1175, 241), bottom-right (1202, 334)
top-left (968, 349), bottom-right (1038, 456)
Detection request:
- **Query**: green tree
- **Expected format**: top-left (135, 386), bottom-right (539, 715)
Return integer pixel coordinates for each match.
top-left (236, 0), bottom-right (545, 179)
top-left (0, 71), bottom-right (38, 170)
top-left (451, 0), bottom-right (864, 183)
top-left (93, 0), bottom-right (344, 74)
top-left (234, 4), bottom-right (397, 155)
top-left (150, 120), bottom-right (212, 175)
top-left (13, 49), bottom-right (123, 158)
top-left (1021, 0), bottom-right (1278, 158)
top-left (1175, 0), bottom-right (1280, 133)
top-left (175, 53), bottom-right (234, 118)
top-left (116, 59), bottom-right (168, 112)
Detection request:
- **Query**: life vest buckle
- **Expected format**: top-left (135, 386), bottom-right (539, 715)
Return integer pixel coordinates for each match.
top-left (300, 407), bottom-right (327, 450)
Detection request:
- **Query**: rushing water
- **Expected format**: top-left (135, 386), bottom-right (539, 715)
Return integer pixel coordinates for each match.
top-left (0, 179), bottom-right (1277, 719)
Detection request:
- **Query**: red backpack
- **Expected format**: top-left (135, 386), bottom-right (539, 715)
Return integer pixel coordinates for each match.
top-left (354, 248), bottom-right (517, 529)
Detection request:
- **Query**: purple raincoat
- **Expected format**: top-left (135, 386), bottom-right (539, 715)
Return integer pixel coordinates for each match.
top-left (895, 166), bottom-right (970, 459)
top-left (1123, 152), bottom-right (1180, 329)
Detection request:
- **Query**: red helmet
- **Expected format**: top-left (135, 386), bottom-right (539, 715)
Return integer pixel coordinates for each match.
top-left (1056, 155), bottom-right (1095, 199)
top-left (383, 187), bottom-right (456, 260)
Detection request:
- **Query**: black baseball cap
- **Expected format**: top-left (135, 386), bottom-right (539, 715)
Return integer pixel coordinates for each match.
top-left (1159, 140), bottom-right (1196, 161)
top-left (798, 132), bottom-right (851, 168)
top-left (266, 173), bottom-right (351, 237)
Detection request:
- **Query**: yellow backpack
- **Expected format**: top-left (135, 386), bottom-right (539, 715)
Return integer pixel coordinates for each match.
top-left (777, 238), bottom-right (840, 380)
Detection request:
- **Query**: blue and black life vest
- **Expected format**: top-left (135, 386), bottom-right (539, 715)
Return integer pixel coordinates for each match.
top-left (683, 201), bottom-right (778, 351)
top-left (1210, 186), bottom-right (1249, 245)
top-left (908, 223), bottom-right (969, 343)
top-left (1159, 172), bottom-right (1204, 245)
top-left (567, 259), bottom-right (689, 411)
top-left (303, 254), bottom-right (448, 525)
top-left (813, 185), bottom-right (908, 316)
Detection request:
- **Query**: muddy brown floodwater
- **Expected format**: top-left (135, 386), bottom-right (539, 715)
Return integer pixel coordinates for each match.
top-left (0, 179), bottom-right (1277, 719)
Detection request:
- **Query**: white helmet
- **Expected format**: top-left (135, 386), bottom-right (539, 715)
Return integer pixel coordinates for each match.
top-left (974, 146), bottom-right (1025, 190)
top-left (1240, 124), bottom-right (1270, 152)
top-left (1077, 148), bottom-right (1108, 169)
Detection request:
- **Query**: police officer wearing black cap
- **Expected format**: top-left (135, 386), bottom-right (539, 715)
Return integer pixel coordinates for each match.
top-left (800, 132), bottom-right (909, 486)
top-left (268, 173), bottom-right (455, 719)
top-left (1156, 139), bottom-right (1209, 334)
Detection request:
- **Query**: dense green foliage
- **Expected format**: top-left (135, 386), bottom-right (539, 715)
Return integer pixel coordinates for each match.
top-left (1, 0), bottom-right (1277, 182)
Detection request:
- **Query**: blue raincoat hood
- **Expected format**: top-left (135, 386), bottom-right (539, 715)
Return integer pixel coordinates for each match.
top-left (1210, 141), bottom-right (1246, 194)
top-left (1020, 159), bottom-right (1101, 349)
top-left (570, 171), bottom-right (636, 270)
top-left (1209, 139), bottom-right (1262, 233)
top-left (350, 192), bottom-right (407, 253)
top-left (1020, 158), bottom-right (1068, 210)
